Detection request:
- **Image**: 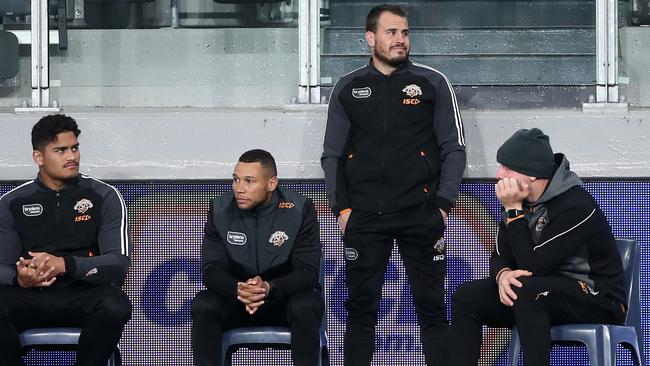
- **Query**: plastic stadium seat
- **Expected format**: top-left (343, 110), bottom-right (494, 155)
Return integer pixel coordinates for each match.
top-left (19, 327), bottom-right (121, 366)
top-left (221, 326), bottom-right (329, 366)
top-left (221, 255), bottom-right (329, 366)
top-left (0, 30), bottom-right (19, 79)
top-left (507, 238), bottom-right (644, 366)
top-left (0, 0), bottom-right (30, 17)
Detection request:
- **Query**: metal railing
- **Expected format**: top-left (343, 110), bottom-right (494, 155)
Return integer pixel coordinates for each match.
top-left (595, 0), bottom-right (620, 104)
top-left (298, 0), bottom-right (321, 104)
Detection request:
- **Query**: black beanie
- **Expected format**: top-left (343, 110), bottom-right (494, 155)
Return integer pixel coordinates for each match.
top-left (496, 128), bottom-right (555, 178)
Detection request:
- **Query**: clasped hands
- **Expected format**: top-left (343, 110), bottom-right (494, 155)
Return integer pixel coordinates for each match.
top-left (237, 276), bottom-right (270, 315)
top-left (16, 251), bottom-right (65, 288)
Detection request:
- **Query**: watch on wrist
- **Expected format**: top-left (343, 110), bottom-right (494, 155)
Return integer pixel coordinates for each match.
top-left (503, 208), bottom-right (525, 219)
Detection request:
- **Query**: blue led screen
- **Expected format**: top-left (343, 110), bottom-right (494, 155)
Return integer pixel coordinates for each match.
top-left (1, 180), bottom-right (647, 365)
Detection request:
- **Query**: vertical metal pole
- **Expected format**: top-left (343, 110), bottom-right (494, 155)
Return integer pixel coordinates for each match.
top-left (595, 0), bottom-right (608, 102)
top-left (171, 0), bottom-right (179, 29)
top-left (606, 0), bottom-right (619, 102)
top-left (38, 0), bottom-right (50, 107)
top-left (30, 0), bottom-right (42, 107)
top-left (30, 0), bottom-right (51, 108)
top-left (18, 0), bottom-right (59, 112)
top-left (298, 0), bottom-right (310, 103)
top-left (308, 0), bottom-right (321, 103)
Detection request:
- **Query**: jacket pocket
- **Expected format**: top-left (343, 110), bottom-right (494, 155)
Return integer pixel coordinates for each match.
top-left (432, 204), bottom-right (446, 232)
top-left (342, 208), bottom-right (356, 236)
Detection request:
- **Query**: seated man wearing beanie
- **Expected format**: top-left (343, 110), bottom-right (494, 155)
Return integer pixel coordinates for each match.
top-left (448, 128), bottom-right (627, 366)
top-left (191, 149), bottom-right (324, 366)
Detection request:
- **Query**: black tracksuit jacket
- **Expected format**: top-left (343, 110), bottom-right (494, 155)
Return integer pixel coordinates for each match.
top-left (0, 174), bottom-right (130, 287)
top-left (201, 187), bottom-right (321, 301)
top-left (321, 58), bottom-right (466, 215)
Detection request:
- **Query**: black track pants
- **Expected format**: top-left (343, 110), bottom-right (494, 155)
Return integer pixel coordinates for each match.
top-left (0, 283), bottom-right (132, 366)
top-left (448, 276), bottom-right (625, 366)
top-left (342, 202), bottom-right (448, 366)
top-left (191, 289), bottom-right (324, 366)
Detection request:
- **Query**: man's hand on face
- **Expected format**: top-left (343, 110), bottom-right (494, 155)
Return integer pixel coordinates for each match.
top-left (495, 177), bottom-right (529, 210)
top-left (497, 269), bottom-right (533, 307)
top-left (237, 276), bottom-right (269, 315)
top-left (16, 256), bottom-right (57, 288)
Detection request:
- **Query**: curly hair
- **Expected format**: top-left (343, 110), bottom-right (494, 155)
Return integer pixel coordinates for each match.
top-left (31, 114), bottom-right (81, 150)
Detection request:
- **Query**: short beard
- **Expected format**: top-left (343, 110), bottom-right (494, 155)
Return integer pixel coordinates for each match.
top-left (373, 48), bottom-right (409, 68)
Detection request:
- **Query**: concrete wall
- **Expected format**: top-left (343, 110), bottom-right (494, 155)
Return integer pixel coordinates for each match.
top-left (1, 107), bottom-right (649, 181)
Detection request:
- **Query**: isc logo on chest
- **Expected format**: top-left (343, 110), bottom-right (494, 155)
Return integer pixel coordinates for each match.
top-left (402, 98), bottom-right (421, 105)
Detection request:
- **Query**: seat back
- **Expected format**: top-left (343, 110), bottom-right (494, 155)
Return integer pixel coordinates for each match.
top-left (1, 1), bottom-right (68, 50)
top-left (0, 30), bottom-right (19, 80)
top-left (615, 238), bottom-right (641, 341)
top-left (0, 0), bottom-right (30, 17)
top-left (0, 0), bottom-right (60, 18)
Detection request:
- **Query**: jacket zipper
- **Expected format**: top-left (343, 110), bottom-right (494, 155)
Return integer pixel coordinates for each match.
top-left (421, 150), bottom-right (433, 198)
top-left (254, 213), bottom-right (259, 273)
top-left (55, 191), bottom-right (63, 251)
top-left (379, 76), bottom-right (390, 215)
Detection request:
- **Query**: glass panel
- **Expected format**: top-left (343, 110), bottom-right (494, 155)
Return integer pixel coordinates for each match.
top-left (320, 0), bottom-right (598, 109)
top-left (1, 0), bottom-right (300, 108)
top-left (0, 2), bottom-right (32, 108)
top-left (619, 0), bottom-right (650, 107)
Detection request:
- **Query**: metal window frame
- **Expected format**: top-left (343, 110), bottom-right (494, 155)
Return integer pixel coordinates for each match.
top-left (588, 0), bottom-right (625, 108)
top-left (16, 0), bottom-right (623, 108)
top-left (298, 0), bottom-right (320, 104)
top-left (15, 0), bottom-right (60, 112)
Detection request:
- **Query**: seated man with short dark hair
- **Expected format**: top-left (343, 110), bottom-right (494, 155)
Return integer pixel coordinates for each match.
top-left (191, 149), bottom-right (324, 366)
top-left (0, 114), bottom-right (132, 366)
top-left (448, 128), bottom-right (626, 366)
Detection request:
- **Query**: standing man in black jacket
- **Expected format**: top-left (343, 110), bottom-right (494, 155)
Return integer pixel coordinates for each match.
top-left (321, 4), bottom-right (466, 365)
top-left (0, 114), bottom-right (131, 366)
top-left (448, 128), bottom-right (626, 366)
top-left (191, 149), bottom-right (324, 366)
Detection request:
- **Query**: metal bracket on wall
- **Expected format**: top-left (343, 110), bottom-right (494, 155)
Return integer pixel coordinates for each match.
top-left (73, 0), bottom-right (83, 20)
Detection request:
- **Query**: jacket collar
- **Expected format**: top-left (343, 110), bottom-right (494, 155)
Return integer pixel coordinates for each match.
top-left (35, 173), bottom-right (80, 192)
top-left (368, 57), bottom-right (411, 76)
top-left (240, 190), bottom-right (280, 216)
